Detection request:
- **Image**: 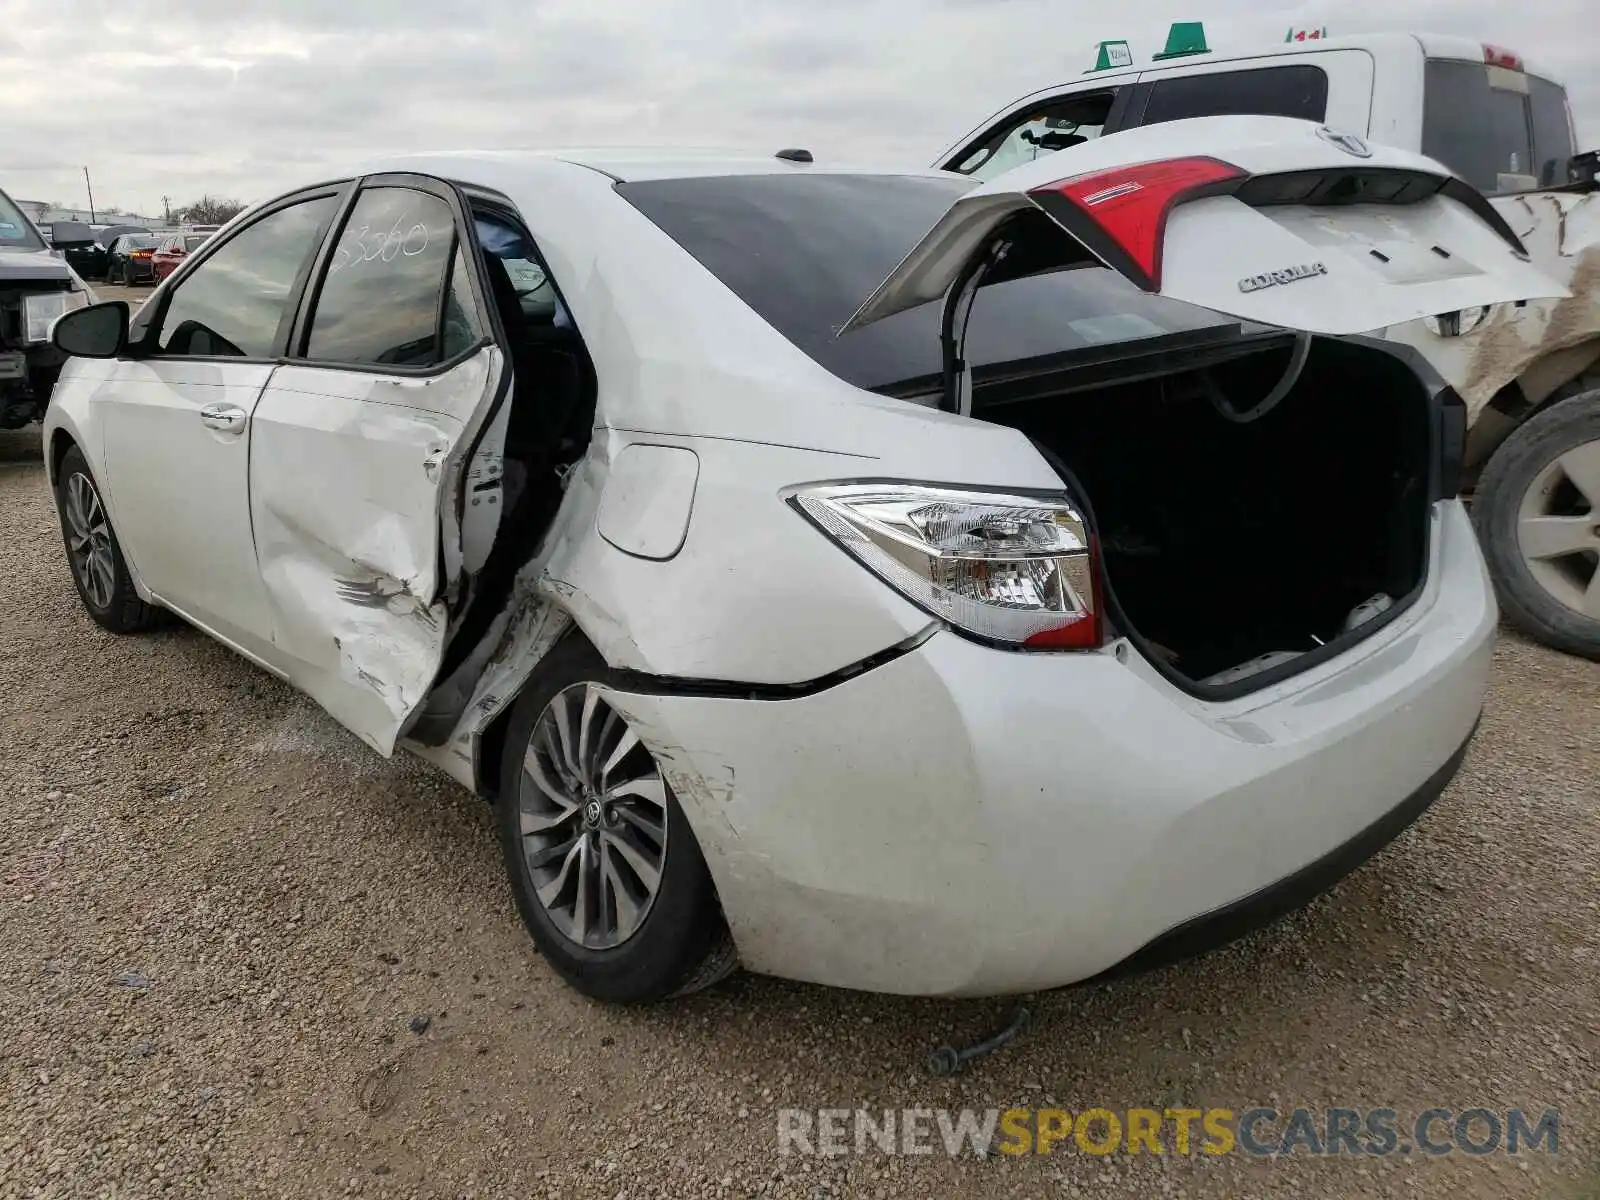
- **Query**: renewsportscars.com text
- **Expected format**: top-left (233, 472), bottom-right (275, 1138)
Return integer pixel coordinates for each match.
top-left (777, 1106), bottom-right (1559, 1159)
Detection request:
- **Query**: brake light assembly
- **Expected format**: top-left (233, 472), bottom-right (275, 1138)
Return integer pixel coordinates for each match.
top-left (1022, 152), bottom-right (1527, 296)
top-left (791, 484), bottom-right (1102, 652)
top-left (1025, 156), bottom-right (1248, 292)
top-left (1482, 44), bottom-right (1524, 71)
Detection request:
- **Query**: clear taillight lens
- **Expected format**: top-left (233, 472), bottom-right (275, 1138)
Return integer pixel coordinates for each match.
top-left (792, 483), bottom-right (1100, 649)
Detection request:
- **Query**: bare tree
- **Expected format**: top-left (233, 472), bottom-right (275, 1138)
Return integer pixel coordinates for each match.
top-left (172, 195), bottom-right (246, 225)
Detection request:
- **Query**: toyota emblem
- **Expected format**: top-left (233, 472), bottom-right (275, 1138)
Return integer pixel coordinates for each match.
top-left (1316, 126), bottom-right (1373, 158)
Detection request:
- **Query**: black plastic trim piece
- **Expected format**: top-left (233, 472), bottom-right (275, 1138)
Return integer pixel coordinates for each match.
top-left (1083, 724), bottom-right (1477, 985)
top-left (606, 624), bottom-right (941, 701)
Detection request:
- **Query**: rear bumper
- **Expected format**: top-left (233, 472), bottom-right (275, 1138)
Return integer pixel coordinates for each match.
top-left (1087, 725), bottom-right (1472, 983)
top-left (603, 502), bottom-right (1495, 996)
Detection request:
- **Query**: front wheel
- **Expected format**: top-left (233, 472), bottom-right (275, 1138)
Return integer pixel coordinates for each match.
top-left (54, 445), bottom-right (162, 633)
top-left (497, 635), bottom-right (736, 1003)
top-left (1473, 389), bottom-right (1600, 659)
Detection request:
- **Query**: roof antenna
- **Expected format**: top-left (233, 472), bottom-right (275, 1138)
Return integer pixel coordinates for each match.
top-left (775, 148), bottom-right (814, 163)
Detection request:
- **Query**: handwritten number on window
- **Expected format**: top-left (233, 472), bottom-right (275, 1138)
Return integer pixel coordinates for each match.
top-left (330, 212), bottom-right (431, 275)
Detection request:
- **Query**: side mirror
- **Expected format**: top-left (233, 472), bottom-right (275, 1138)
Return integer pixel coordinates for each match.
top-left (53, 302), bottom-right (129, 359)
top-left (48, 221), bottom-right (97, 249)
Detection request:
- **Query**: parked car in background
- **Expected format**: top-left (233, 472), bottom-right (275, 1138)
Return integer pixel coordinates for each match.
top-left (42, 128), bottom-right (1561, 1003)
top-left (941, 28), bottom-right (1600, 659)
top-left (151, 231), bottom-right (212, 282)
top-left (0, 189), bottom-right (94, 428)
top-left (104, 233), bottom-right (161, 284)
top-left (88, 225), bottom-right (149, 282)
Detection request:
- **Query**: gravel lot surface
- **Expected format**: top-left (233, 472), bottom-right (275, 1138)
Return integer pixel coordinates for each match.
top-left (1, 342), bottom-right (1596, 1198)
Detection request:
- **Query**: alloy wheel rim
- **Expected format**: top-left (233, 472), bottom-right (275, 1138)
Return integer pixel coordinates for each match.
top-left (517, 682), bottom-right (668, 950)
top-left (63, 471), bottom-right (116, 610)
top-left (1515, 437), bottom-right (1600, 621)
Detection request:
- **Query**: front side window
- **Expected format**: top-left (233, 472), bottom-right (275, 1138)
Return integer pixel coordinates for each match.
top-left (953, 90), bottom-right (1120, 183)
top-left (1141, 64), bottom-right (1329, 126)
top-left (304, 187), bottom-right (458, 367)
top-left (155, 195), bottom-right (337, 358)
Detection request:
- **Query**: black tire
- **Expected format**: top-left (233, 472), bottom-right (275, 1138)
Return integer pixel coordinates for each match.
top-left (496, 634), bottom-right (737, 1003)
top-left (108, 261), bottom-right (121, 285)
top-left (1473, 389), bottom-right (1600, 660)
top-left (54, 445), bottom-right (162, 634)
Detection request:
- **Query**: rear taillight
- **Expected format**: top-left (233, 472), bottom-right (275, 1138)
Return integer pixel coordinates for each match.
top-left (1482, 44), bottom-right (1524, 71)
top-left (1028, 156), bottom-right (1247, 291)
top-left (791, 484), bottom-right (1101, 651)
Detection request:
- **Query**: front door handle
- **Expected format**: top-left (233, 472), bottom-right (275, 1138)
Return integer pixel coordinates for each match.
top-left (199, 403), bottom-right (247, 434)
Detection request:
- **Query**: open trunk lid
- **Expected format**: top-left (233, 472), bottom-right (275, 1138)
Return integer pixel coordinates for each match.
top-left (844, 115), bottom-right (1567, 339)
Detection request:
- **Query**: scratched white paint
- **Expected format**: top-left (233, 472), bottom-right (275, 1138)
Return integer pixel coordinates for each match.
top-left (1384, 192), bottom-right (1600, 417)
top-left (43, 142), bottom-right (1534, 995)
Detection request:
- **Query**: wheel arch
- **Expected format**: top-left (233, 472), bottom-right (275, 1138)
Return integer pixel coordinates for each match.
top-left (1467, 340), bottom-right (1600, 479)
top-left (46, 426), bottom-right (77, 489)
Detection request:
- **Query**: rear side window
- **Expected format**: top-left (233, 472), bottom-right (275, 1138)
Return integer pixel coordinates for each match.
top-left (951, 89), bottom-right (1123, 183)
top-left (305, 187), bottom-right (458, 367)
top-left (619, 173), bottom-right (1234, 394)
top-left (1422, 59), bottom-right (1572, 191)
top-left (1140, 65), bottom-right (1329, 126)
top-left (1528, 75), bottom-right (1577, 186)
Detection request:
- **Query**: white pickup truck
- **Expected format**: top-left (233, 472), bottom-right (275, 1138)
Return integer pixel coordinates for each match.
top-left (938, 30), bottom-right (1600, 659)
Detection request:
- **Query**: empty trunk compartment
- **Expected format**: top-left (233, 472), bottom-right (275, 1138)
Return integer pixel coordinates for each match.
top-left (976, 336), bottom-right (1437, 692)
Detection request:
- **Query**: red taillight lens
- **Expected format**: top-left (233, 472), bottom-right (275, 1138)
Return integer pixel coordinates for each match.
top-left (1023, 611), bottom-right (1100, 649)
top-left (1022, 536), bottom-right (1100, 649)
top-left (1028, 156), bottom-right (1247, 291)
top-left (1482, 44), bottom-right (1524, 70)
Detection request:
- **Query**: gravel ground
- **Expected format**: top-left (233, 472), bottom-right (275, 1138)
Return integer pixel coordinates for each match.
top-left (0, 388), bottom-right (1596, 1198)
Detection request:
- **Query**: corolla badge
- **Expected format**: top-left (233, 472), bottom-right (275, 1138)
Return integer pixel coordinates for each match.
top-left (1238, 262), bottom-right (1328, 293)
top-left (1316, 125), bottom-right (1373, 158)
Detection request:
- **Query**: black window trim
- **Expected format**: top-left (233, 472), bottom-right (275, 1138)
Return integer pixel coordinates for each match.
top-left (129, 180), bottom-right (354, 366)
top-left (284, 172), bottom-right (497, 380)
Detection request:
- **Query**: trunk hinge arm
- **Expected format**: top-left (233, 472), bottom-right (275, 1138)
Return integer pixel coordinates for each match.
top-left (940, 238), bottom-right (1010, 416)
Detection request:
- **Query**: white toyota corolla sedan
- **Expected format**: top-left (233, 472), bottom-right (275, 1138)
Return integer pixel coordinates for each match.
top-left (43, 117), bottom-right (1562, 1003)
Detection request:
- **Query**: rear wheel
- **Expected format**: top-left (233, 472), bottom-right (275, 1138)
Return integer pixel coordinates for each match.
top-left (496, 635), bottom-right (736, 1003)
top-left (1473, 389), bottom-right (1600, 659)
top-left (54, 445), bottom-right (162, 633)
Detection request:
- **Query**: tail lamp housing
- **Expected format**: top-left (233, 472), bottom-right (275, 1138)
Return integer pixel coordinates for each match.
top-left (1027, 156), bottom-right (1247, 292)
top-left (792, 483), bottom-right (1101, 650)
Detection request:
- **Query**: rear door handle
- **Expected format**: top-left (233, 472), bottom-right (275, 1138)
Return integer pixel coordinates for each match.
top-left (199, 403), bottom-right (247, 434)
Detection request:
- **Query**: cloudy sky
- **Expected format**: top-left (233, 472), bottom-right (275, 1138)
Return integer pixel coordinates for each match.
top-left (3, 0), bottom-right (1595, 216)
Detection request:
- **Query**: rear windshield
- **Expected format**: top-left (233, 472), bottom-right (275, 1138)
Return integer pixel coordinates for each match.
top-left (184, 235), bottom-right (210, 252)
top-left (617, 173), bottom-right (1235, 394)
top-left (0, 188), bottom-right (45, 251)
top-left (125, 235), bottom-right (159, 249)
top-left (1139, 64), bottom-right (1330, 127)
top-left (1423, 59), bottom-right (1575, 190)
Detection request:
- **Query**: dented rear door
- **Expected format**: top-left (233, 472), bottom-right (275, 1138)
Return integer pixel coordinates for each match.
top-left (248, 176), bottom-right (507, 755)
